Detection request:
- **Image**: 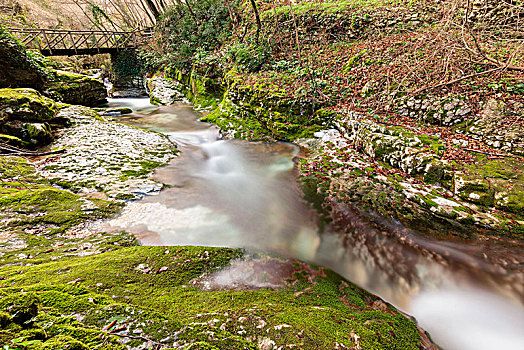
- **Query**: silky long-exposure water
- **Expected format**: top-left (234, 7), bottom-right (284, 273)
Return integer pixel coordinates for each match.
top-left (104, 98), bottom-right (524, 349)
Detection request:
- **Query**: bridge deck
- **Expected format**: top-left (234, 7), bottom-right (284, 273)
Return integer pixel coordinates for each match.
top-left (8, 28), bottom-right (150, 56)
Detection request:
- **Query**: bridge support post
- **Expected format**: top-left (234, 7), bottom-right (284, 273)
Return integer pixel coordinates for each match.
top-left (110, 49), bottom-right (146, 97)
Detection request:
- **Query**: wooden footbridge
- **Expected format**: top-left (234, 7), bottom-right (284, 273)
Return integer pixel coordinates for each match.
top-left (8, 28), bottom-right (152, 56)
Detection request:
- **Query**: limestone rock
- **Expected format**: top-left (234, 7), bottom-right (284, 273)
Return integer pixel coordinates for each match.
top-left (43, 70), bottom-right (107, 106)
top-left (36, 106), bottom-right (177, 199)
top-left (467, 99), bottom-right (524, 156)
top-left (148, 75), bottom-right (185, 105)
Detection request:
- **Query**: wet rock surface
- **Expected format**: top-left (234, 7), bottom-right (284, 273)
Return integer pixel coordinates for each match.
top-left (35, 106), bottom-right (177, 199)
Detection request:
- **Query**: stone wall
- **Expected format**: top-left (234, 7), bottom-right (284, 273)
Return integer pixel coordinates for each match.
top-left (397, 95), bottom-right (472, 126)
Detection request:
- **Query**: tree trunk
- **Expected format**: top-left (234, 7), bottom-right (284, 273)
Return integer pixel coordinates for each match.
top-left (287, 0), bottom-right (302, 66)
top-left (144, 0), bottom-right (161, 19)
top-left (250, 0), bottom-right (262, 43)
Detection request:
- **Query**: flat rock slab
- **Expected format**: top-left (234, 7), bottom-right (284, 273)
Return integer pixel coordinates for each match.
top-left (35, 106), bottom-right (177, 199)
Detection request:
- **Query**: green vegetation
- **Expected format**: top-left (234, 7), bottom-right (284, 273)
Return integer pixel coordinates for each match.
top-left (0, 246), bottom-right (425, 349)
top-left (0, 156), bottom-right (121, 236)
top-left (264, 0), bottom-right (419, 17)
top-left (0, 25), bottom-right (49, 89)
top-left (147, 0), bottom-right (240, 72)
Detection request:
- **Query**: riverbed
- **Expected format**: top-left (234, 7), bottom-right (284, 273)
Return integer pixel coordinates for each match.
top-left (104, 98), bottom-right (524, 350)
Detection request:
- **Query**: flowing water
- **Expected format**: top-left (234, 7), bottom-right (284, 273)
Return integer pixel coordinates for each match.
top-left (105, 98), bottom-right (524, 350)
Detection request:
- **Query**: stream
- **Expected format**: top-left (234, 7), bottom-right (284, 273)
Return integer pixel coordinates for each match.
top-left (104, 98), bottom-right (524, 350)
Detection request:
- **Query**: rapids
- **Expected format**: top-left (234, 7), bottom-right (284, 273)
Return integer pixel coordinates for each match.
top-left (104, 98), bottom-right (524, 350)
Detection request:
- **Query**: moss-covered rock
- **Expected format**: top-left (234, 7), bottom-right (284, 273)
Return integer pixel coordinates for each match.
top-left (196, 70), bottom-right (328, 140)
top-left (0, 291), bottom-right (40, 327)
top-left (0, 88), bottom-right (59, 146)
top-left (0, 154), bottom-right (429, 348)
top-left (454, 156), bottom-right (524, 216)
top-left (0, 247), bottom-right (428, 349)
top-left (334, 112), bottom-right (448, 179)
top-left (0, 156), bottom-right (122, 236)
top-left (300, 128), bottom-right (523, 240)
top-left (38, 335), bottom-right (89, 350)
top-left (0, 88), bottom-right (57, 122)
top-left (43, 70), bottom-right (107, 107)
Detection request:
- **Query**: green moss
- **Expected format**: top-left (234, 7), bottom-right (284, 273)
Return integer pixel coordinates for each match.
top-left (0, 156), bottom-right (121, 235)
top-left (263, 0), bottom-right (413, 17)
top-left (417, 194), bottom-right (439, 209)
top-left (455, 155), bottom-right (524, 217)
top-left (0, 88), bottom-right (57, 122)
top-left (0, 291), bottom-right (40, 327)
top-left (38, 335), bottom-right (89, 350)
top-left (0, 246), bottom-right (425, 349)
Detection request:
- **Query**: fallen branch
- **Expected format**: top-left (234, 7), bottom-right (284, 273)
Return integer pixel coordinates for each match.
top-left (0, 143), bottom-right (65, 157)
top-left (412, 66), bottom-right (504, 94)
top-left (464, 148), bottom-right (511, 158)
top-left (0, 148), bottom-right (66, 157)
top-left (108, 332), bottom-right (164, 347)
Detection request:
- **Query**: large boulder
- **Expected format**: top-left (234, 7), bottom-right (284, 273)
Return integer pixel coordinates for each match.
top-left (148, 75), bottom-right (185, 105)
top-left (0, 88), bottom-right (58, 146)
top-left (44, 70), bottom-right (107, 106)
top-left (0, 27), bottom-right (48, 89)
top-left (0, 88), bottom-right (56, 122)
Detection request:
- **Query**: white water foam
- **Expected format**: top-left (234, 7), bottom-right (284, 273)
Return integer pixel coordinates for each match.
top-left (411, 289), bottom-right (524, 350)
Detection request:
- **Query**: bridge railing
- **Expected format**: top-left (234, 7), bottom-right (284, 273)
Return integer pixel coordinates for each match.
top-left (8, 28), bottom-right (147, 55)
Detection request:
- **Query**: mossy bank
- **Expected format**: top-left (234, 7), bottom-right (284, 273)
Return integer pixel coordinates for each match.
top-left (0, 156), bottom-right (431, 349)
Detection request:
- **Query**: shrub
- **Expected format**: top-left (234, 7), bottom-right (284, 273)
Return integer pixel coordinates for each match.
top-left (226, 41), bottom-right (270, 73)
